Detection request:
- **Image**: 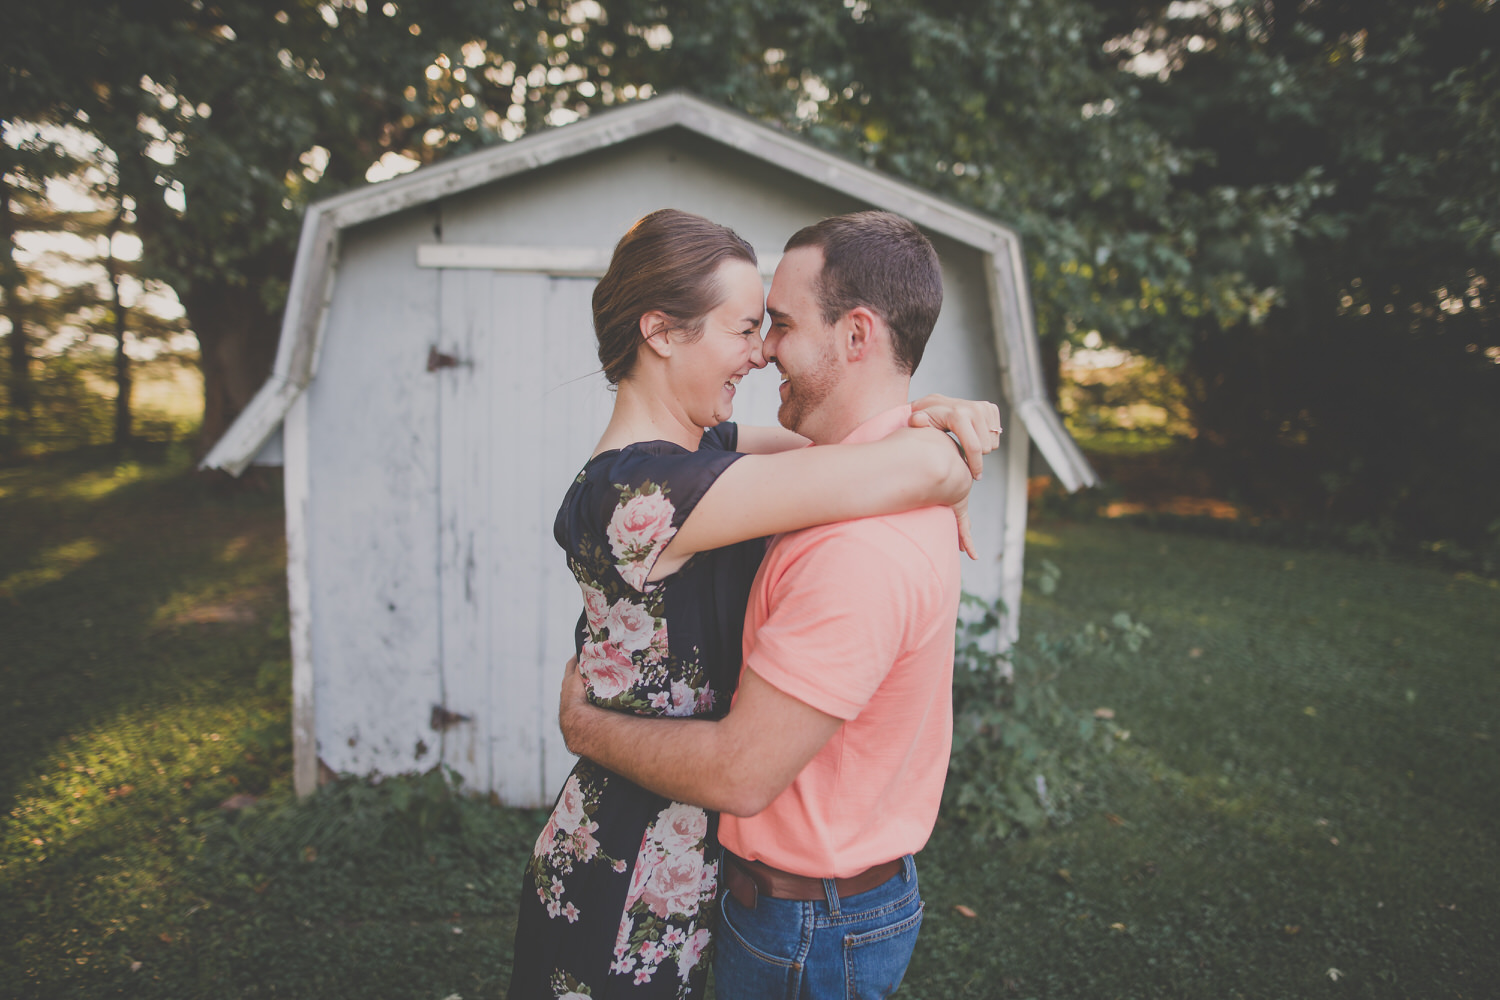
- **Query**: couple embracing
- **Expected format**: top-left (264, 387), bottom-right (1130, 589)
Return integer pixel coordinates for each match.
top-left (508, 208), bottom-right (1002, 999)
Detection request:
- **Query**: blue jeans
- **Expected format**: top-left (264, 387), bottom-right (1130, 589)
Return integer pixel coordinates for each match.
top-left (713, 855), bottom-right (924, 1000)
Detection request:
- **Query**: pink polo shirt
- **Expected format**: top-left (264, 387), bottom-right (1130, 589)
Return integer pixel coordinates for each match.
top-left (718, 404), bottom-right (961, 879)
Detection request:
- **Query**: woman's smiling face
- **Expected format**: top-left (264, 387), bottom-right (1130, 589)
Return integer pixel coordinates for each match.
top-left (667, 259), bottom-right (767, 427)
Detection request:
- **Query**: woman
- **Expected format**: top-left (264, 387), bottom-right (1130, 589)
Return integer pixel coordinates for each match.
top-left (508, 209), bottom-right (996, 999)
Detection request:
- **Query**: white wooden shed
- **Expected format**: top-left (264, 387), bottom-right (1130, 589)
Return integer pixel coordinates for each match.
top-left (203, 93), bottom-right (1097, 805)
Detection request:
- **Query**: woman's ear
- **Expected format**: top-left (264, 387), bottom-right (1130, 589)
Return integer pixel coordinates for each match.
top-left (639, 311), bottom-right (673, 359)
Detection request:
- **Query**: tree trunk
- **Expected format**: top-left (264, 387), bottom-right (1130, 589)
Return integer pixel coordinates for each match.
top-left (1040, 335), bottom-right (1063, 408)
top-left (107, 211), bottom-right (132, 449)
top-left (186, 280), bottom-right (282, 457)
top-left (2, 181), bottom-right (33, 446)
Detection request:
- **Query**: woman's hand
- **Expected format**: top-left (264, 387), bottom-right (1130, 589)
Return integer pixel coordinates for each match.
top-left (908, 394), bottom-right (1002, 479)
top-left (909, 395), bottom-right (995, 559)
top-left (953, 490), bottom-right (976, 560)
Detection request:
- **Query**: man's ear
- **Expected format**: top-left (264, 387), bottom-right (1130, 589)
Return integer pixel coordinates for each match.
top-left (844, 306), bottom-right (880, 362)
top-left (640, 311), bottom-right (673, 359)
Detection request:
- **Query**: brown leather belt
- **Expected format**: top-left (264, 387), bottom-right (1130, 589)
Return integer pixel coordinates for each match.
top-left (723, 852), bottom-right (903, 909)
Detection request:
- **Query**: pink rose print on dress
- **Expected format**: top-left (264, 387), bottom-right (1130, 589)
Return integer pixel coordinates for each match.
top-left (581, 582), bottom-right (611, 631)
top-left (552, 775), bottom-right (587, 835)
top-left (624, 838), bottom-right (662, 912)
top-left (640, 848), bottom-right (706, 919)
top-left (666, 680), bottom-right (698, 718)
top-left (625, 801), bottom-right (712, 910)
top-left (613, 916), bottom-right (634, 961)
top-left (580, 640), bottom-right (639, 701)
top-left (571, 821), bottom-right (602, 864)
top-left (678, 927), bottom-right (713, 982)
top-left (653, 802), bottom-right (708, 857)
top-left (607, 489), bottom-right (677, 590)
top-left (606, 598), bottom-right (659, 653)
top-left (530, 816), bottom-right (558, 857)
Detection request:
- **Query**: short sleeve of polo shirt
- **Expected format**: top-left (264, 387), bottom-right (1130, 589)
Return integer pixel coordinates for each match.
top-left (744, 517), bottom-right (947, 720)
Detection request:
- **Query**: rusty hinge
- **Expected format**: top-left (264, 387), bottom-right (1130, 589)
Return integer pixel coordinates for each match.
top-left (426, 346), bottom-right (461, 371)
top-left (430, 705), bottom-right (472, 731)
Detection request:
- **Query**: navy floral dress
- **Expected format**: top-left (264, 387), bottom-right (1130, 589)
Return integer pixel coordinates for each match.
top-left (508, 423), bottom-right (765, 1000)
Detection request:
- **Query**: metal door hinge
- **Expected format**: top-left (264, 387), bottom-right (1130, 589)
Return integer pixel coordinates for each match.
top-left (430, 705), bottom-right (472, 731)
top-left (426, 346), bottom-right (462, 371)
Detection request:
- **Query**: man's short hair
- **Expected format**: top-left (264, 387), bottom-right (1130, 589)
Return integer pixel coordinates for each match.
top-left (784, 211), bottom-right (943, 375)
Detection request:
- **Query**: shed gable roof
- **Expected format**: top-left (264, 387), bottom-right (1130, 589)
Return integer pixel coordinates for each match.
top-left (202, 92), bottom-right (1095, 490)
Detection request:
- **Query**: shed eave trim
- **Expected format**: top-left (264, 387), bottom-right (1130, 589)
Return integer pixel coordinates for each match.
top-left (199, 374), bottom-right (305, 476)
top-left (982, 250), bottom-right (1099, 492)
top-left (316, 94), bottom-right (1018, 252)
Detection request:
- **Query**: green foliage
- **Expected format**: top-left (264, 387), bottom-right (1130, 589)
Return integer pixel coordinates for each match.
top-left (1126, 0), bottom-right (1500, 549)
top-left (648, 0), bottom-right (1500, 548)
top-left (208, 766), bottom-right (502, 869)
top-left (6, 0), bottom-right (645, 445)
top-left (1060, 344), bottom-right (1197, 453)
top-left (943, 588), bottom-right (1144, 844)
top-left (0, 349), bottom-right (199, 456)
top-left (0, 352), bottom-right (113, 453)
top-left (638, 0), bottom-right (1281, 358)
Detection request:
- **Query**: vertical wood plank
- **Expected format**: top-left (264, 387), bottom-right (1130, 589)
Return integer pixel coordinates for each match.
top-left (285, 392), bottom-right (318, 798)
top-left (306, 211), bottom-right (443, 779)
top-left (436, 267), bottom-right (497, 794)
top-left (480, 271), bottom-right (551, 805)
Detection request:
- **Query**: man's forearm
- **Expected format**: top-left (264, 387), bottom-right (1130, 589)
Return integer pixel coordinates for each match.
top-left (565, 701), bottom-right (755, 814)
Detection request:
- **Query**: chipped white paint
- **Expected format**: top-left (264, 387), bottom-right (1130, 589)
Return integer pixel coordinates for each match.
top-left (284, 390), bottom-right (317, 798)
top-left (206, 93), bottom-right (1093, 804)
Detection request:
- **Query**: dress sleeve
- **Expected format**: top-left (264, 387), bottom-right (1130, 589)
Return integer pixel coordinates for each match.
top-left (588, 437), bottom-right (744, 593)
top-left (701, 421), bottom-right (739, 452)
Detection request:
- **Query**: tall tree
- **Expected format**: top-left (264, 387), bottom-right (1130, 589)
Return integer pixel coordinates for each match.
top-left (0, 162), bottom-right (184, 453)
top-left (1, 172), bottom-right (34, 445)
top-left (1112, 0), bottom-right (1499, 543)
top-left (4, 3), bottom-right (119, 451)
top-left (24, 0), bottom-right (626, 452)
top-left (0, 141), bottom-right (98, 453)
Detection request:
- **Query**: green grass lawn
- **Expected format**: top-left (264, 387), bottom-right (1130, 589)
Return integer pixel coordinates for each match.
top-left (2, 451), bottom-right (1496, 998)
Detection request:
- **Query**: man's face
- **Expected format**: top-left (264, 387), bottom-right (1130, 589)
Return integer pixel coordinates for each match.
top-left (764, 246), bottom-right (842, 437)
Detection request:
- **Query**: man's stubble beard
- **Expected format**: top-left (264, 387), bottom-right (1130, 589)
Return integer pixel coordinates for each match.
top-left (776, 342), bottom-right (843, 438)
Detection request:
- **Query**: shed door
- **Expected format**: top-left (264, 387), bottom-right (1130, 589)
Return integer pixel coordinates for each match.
top-left (433, 270), bottom-right (613, 806)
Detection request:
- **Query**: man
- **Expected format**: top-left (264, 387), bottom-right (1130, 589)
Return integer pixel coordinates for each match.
top-left (559, 210), bottom-right (992, 998)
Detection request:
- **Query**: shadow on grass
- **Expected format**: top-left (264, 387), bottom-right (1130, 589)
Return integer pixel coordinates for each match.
top-left (0, 448), bottom-right (296, 992)
top-left (0, 446), bottom-right (286, 796)
top-left (1, 450), bottom-right (546, 998)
